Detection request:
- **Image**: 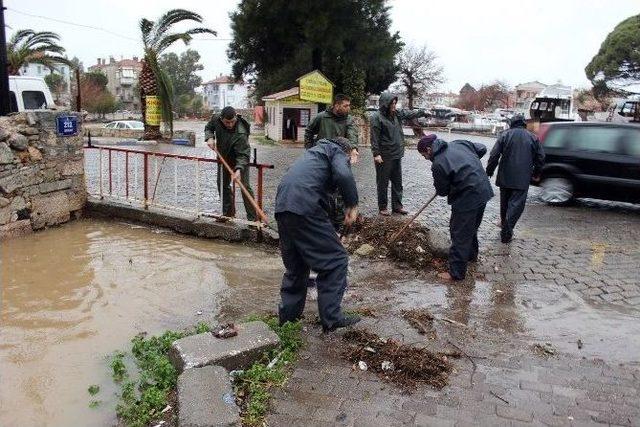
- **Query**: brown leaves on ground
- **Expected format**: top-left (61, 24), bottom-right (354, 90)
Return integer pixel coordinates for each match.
top-left (401, 308), bottom-right (436, 339)
top-left (342, 329), bottom-right (457, 390)
top-left (344, 216), bottom-right (440, 269)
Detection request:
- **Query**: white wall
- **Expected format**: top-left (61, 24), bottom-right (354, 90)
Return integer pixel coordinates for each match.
top-left (203, 82), bottom-right (250, 110)
top-left (264, 101), bottom-right (318, 141)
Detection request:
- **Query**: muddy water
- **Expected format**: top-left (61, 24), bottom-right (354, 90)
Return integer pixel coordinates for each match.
top-left (0, 219), bottom-right (282, 427)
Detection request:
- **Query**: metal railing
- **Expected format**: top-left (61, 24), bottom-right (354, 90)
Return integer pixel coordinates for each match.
top-left (83, 145), bottom-right (274, 221)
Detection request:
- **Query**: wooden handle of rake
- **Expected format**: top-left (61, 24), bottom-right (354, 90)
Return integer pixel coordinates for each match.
top-left (388, 193), bottom-right (438, 244)
top-left (211, 145), bottom-right (269, 224)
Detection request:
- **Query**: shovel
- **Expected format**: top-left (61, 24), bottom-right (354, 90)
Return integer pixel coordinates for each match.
top-left (388, 193), bottom-right (437, 245)
top-left (209, 145), bottom-right (269, 224)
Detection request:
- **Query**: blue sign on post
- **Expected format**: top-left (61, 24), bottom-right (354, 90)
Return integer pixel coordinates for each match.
top-left (56, 115), bottom-right (78, 137)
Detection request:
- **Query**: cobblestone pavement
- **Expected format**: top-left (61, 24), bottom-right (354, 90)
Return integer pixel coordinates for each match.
top-left (87, 125), bottom-right (640, 426)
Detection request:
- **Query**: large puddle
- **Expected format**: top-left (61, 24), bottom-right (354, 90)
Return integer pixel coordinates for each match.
top-left (0, 219), bottom-right (282, 427)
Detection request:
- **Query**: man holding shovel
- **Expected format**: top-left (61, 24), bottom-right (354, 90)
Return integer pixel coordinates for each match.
top-left (205, 106), bottom-right (257, 221)
top-left (417, 134), bottom-right (494, 281)
top-left (275, 137), bottom-right (360, 332)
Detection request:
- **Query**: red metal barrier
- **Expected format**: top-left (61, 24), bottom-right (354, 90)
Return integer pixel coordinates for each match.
top-left (84, 146), bottom-right (274, 220)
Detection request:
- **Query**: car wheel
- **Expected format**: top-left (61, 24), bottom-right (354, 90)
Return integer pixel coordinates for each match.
top-left (540, 176), bottom-right (574, 206)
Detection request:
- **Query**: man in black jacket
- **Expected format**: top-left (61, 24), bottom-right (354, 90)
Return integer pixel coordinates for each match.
top-left (418, 135), bottom-right (494, 281)
top-left (275, 137), bottom-right (360, 332)
top-left (486, 114), bottom-right (545, 243)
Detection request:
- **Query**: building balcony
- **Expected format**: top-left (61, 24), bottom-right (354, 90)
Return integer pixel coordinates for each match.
top-left (120, 76), bottom-right (136, 86)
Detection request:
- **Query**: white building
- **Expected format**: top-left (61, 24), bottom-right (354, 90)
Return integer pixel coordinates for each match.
top-left (201, 75), bottom-right (250, 111)
top-left (19, 63), bottom-right (72, 106)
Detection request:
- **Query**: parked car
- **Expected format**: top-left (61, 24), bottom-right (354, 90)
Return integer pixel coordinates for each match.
top-left (535, 122), bottom-right (640, 205)
top-left (103, 120), bottom-right (144, 130)
top-left (8, 76), bottom-right (55, 112)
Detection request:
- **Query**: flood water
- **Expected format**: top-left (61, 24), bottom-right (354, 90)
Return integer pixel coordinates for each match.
top-left (0, 219), bottom-right (282, 427)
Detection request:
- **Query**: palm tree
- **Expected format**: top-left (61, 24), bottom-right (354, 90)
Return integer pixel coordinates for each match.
top-left (139, 9), bottom-right (215, 140)
top-left (7, 30), bottom-right (72, 75)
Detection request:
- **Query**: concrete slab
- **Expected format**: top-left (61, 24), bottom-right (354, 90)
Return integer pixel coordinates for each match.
top-left (169, 321), bottom-right (280, 373)
top-left (177, 365), bottom-right (240, 427)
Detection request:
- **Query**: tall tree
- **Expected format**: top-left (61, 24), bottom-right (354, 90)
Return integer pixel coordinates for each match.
top-left (586, 14), bottom-right (640, 92)
top-left (397, 44), bottom-right (444, 109)
top-left (6, 29), bottom-right (72, 75)
top-left (228, 0), bottom-right (402, 101)
top-left (159, 49), bottom-right (204, 98)
top-left (138, 9), bottom-right (215, 140)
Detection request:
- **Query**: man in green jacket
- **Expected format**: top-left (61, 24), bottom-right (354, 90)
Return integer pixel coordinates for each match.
top-left (304, 94), bottom-right (359, 230)
top-left (370, 92), bottom-right (426, 216)
top-left (205, 106), bottom-right (257, 221)
top-left (304, 94), bottom-right (359, 162)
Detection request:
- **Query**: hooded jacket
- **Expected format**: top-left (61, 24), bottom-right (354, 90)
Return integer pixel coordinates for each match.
top-left (431, 139), bottom-right (494, 212)
top-left (370, 92), bottom-right (425, 160)
top-left (204, 114), bottom-right (252, 171)
top-left (486, 117), bottom-right (545, 190)
top-left (304, 109), bottom-right (358, 150)
top-left (275, 139), bottom-right (358, 218)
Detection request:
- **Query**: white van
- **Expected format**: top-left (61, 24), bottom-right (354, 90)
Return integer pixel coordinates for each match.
top-left (8, 76), bottom-right (55, 112)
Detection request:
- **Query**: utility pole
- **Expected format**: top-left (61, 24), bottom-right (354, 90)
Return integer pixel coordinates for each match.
top-left (0, 0), bottom-right (10, 116)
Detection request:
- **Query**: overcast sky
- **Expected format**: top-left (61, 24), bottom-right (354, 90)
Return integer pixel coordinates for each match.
top-left (5, 0), bottom-right (639, 92)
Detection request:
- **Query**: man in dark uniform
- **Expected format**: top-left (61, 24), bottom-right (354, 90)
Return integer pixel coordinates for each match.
top-left (370, 92), bottom-right (427, 216)
top-left (486, 114), bottom-right (545, 243)
top-left (205, 106), bottom-right (256, 221)
top-left (304, 94), bottom-right (359, 231)
top-left (418, 134), bottom-right (494, 281)
top-left (275, 137), bottom-right (360, 332)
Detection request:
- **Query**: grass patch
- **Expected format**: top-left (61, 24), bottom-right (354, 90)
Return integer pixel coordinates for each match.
top-left (88, 384), bottom-right (100, 396)
top-left (235, 315), bottom-right (303, 426)
top-left (109, 322), bottom-right (211, 427)
top-left (108, 317), bottom-right (302, 427)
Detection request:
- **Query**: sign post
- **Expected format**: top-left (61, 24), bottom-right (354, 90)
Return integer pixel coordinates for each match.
top-left (56, 115), bottom-right (78, 137)
top-left (0, 0), bottom-right (11, 116)
top-left (297, 70), bottom-right (334, 105)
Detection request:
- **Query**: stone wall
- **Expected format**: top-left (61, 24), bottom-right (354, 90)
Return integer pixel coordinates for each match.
top-left (83, 128), bottom-right (196, 146)
top-left (0, 111), bottom-right (86, 240)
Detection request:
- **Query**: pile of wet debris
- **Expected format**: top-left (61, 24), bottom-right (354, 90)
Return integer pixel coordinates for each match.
top-left (344, 216), bottom-right (442, 269)
top-left (341, 329), bottom-right (459, 390)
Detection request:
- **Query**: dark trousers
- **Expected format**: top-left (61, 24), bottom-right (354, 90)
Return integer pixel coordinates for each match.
top-left (499, 188), bottom-right (528, 240)
top-left (375, 158), bottom-right (403, 211)
top-left (449, 204), bottom-right (486, 280)
top-left (217, 165), bottom-right (257, 221)
top-left (276, 212), bottom-right (349, 329)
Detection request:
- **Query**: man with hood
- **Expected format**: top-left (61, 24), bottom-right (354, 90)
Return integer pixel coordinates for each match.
top-left (370, 92), bottom-right (427, 216)
top-left (486, 114), bottom-right (545, 243)
top-left (275, 137), bottom-right (360, 332)
top-left (417, 134), bottom-right (494, 281)
top-left (305, 94), bottom-right (359, 231)
top-left (205, 106), bottom-right (256, 221)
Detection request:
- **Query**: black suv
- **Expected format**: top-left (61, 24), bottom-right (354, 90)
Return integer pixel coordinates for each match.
top-left (536, 122), bottom-right (640, 205)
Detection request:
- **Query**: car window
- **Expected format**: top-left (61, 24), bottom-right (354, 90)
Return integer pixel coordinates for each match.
top-left (624, 129), bottom-right (640, 157)
top-left (116, 122), bottom-right (126, 129)
top-left (571, 127), bottom-right (624, 154)
top-left (9, 91), bottom-right (18, 112)
top-left (22, 91), bottom-right (47, 109)
top-left (543, 127), bottom-right (570, 148)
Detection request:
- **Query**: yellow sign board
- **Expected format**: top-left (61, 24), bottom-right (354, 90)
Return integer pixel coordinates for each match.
top-left (298, 70), bottom-right (333, 104)
top-left (145, 96), bottom-right (161, 126)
